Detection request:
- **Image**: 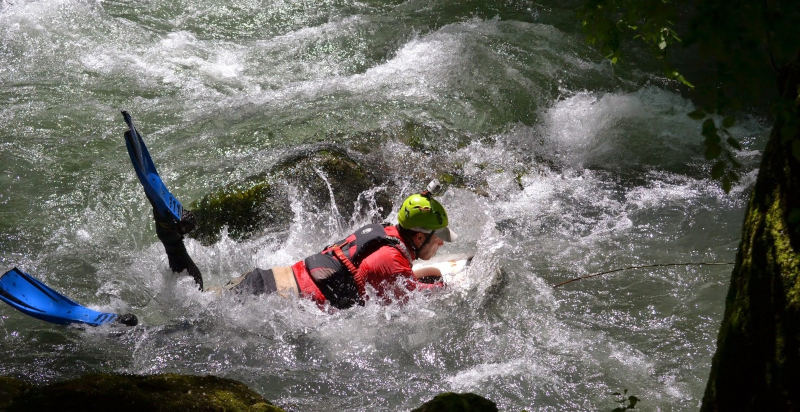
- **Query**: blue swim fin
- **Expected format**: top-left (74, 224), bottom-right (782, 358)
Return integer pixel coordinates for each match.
top-left (0, 268), bottom-right (137, 327)
top-left (122, 111), bottom-right (183, 223)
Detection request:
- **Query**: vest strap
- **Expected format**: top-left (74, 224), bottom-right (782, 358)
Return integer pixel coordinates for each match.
top-left (331, 244), bottom-right (367, 297)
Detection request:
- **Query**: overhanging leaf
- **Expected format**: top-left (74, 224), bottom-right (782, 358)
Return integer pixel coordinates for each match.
top-left (705, 142), bottom-right (722, 160)
top-left (711, 161), bottom-right (725, 179)
top-left (722, 175), bottom-right (732, 193)
top-left (688, 109), bottom-right (706, 120)
top-left (702, 119), bottom-right (717, 138)
top-left (628, 396), bottom-right (639, 408)
top-left (723, 115), bottom-right (735, 128)
top-left (673, 72), bottom-right (695, 88)
top-left (727, 137), bottom-right (743, 150)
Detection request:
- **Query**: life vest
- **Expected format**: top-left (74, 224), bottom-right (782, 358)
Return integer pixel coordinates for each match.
top-left (303, 223), bottom-right (411, 309)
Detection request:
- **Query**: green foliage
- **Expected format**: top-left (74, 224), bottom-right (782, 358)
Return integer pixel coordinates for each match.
top-left (686, 108), bottom-right (742, 191)
top-left (578, 0), bottom-right (691, 87)
top-left (579, 0), bottom-right (800, 192)
top-left (610, 389), bottom-right (639, 411)
top-left (690, 112), bottom-right (742, 192)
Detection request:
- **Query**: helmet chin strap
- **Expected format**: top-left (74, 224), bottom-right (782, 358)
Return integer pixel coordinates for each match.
top-left (418, 231), bottom-right (435, 254)
top-left (406, 230), bottom-right (435, 256)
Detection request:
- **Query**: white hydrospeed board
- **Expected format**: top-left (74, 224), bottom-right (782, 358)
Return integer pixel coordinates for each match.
top-left (413, 254), bottom-right (473, 280)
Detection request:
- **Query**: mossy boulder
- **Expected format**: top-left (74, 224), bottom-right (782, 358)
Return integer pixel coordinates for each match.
top-left (190, 179), bottom-right (289, 244)
top-left (190, 144), bottom-right (392, 244)
top-left (187, 132), bottom-right (490, 245)
top-left (0, 376), bottom-right (29, 410)
top-left (1, 374), bottom-right (504, 411)
top-left (701, 61), bottom-right (800, 409)
top-left (1, 373), bottom-right (283, 412)
top-left (412, 392), bottom-right (498, 412)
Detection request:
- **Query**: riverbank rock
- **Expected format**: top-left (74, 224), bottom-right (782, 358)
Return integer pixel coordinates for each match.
top-left (0, 374), bottom-right (501, 411)
top-left (0, 373), bottom-right (283, 411)
top-left (189, 144), bottom-right (392, 244)
top-left (412, 392), bottom-right (498, 411)
top-left (0, 376), bottom-right (28, 410)
top-left (700, 81), bottom-right (800, 410)
top-left (186, 135), bottom-right (491, 245)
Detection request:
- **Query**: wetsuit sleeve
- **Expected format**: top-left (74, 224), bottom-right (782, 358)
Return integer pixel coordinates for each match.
top-left (358, 246), bottom-right (444, 295)
top-left (154, 210), bottom-right (203, 290)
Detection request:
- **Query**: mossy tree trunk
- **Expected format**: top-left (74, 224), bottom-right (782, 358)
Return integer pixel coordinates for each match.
top-left (701, 55), bottom-right (800, 410)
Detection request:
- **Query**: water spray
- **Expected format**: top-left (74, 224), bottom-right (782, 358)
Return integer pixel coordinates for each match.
top-left (553, 261), bottom-right (735, 288)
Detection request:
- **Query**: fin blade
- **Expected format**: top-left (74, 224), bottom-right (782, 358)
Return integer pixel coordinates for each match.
top-left (0, 268), bottom-right (119, 326)
top-left (121, 111), bottom-right (183, 222)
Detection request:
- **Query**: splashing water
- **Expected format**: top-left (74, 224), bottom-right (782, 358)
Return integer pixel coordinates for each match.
top-left (0, 0), bottom-right (767, 410)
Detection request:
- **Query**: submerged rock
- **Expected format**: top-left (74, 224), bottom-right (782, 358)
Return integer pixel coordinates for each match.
top-left (1, 373), bottom-right (283, 411)
top-left (186, 133), bottom-right (489, 244)
top-left (190, 177), bottom-right (290, 244)
top-left (190, 144), bottom-right (391, 244)
top-left (412, 392), bottom-right (498, 412)
top-left (1, 374), bottom-right (502, 411)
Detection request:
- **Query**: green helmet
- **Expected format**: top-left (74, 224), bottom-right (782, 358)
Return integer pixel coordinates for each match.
top-left (397, 194), bottom-right (455, 242)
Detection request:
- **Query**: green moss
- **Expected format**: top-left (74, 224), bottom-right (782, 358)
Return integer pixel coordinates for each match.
top-left (437, 173), bottom-right (456, 185)
top-left (191, 180), bottom-right (286, 244)
top-left (399, 122), bottom-right (426, 151)
top-left (313, 151), bottom-right (367, 181)
top-left (514, 171), bottom-right (527, 190)
top-left (702, 120), bottom-right (800, 409)
top-left (188, 147), bottom-right (381, 244)
top-left (767, 191), bottom-right (800, 309)
top-left (3, 373), bottom-right (284, 411)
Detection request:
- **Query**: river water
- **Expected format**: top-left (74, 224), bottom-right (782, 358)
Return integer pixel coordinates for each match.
top-left (0, 1), bottom-right (768, 410)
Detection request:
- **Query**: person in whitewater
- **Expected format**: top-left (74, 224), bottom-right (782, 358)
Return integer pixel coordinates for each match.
top-left (122, 111), bottom-right (455, 309)
top-left (154, 189), bottom-right (455, 309)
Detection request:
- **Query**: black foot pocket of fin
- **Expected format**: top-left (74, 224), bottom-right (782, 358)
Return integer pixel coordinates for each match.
top-left (116, 313), bottom-right (138, 326)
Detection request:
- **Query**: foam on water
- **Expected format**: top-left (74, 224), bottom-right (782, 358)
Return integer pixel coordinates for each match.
top-left (87, 79), bottom-right (760, 410)
top-left (0, 0), bottom-right (773, 410)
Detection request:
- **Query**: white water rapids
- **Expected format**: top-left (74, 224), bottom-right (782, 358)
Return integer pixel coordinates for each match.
top-left (0, 1), bottom-right (768, 410)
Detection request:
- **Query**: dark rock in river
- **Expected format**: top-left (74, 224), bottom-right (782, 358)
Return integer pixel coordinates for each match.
top-left (0, 373), bottom-right (283, 411)
top-left (189, 144), bottom-right (393, 244)
top-left (1, 374), bottom-right (500, 411)
top-left (186, 136), bottom-right (488, 245)
top-left (412, 392), bottom-right (498, 412)
top-left (0, 376), bottom-right (28, 410)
